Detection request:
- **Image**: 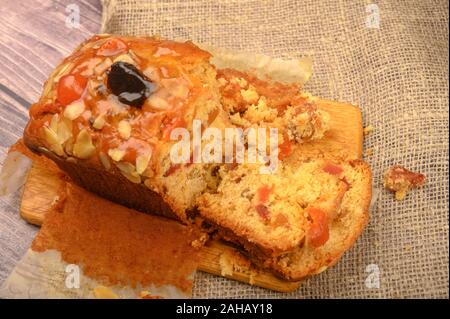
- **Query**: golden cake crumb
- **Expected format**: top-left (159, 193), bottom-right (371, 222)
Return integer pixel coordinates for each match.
top-left (139, 290), bottom-right (163, 299)
top-left (363, 125), bottom-right (374, 135)
top-left (93, 286), bottom-right (119, 299)
top-left (364, 148), bottom-right (374, 157)
top-left (219, 250), bottom-right (258, 284)
top-left (240, 86), bottom-right (259, 104)
top-left (219, 252), bottom-right (234, 277)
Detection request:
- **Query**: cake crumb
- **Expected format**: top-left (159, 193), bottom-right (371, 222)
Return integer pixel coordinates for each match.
top-left (363, 125), bottom-right (374, 135)
top-left (230, 77), bottom-right (248, 88)
top-left (190, 233), bottom-right (209, 248)
top-left (364, 148), bottom-right (374, 157)
top-left (93, 285), bottom-right (119, 299)
top-left (219, 251), bottom-right (234, 277)
top-left (219, 250), bottom-right (259, 285)
top-left (139, 290), bottom-right (163, 299)
top-left (240, 86), bottom-right (259, 104)
top-left (218, 77), bottom-right (228, 86)
top-left (383, 166), bottom-right (426, 200)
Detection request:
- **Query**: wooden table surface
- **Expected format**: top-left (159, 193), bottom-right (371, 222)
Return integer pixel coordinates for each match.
top-left (0, 0), bottom-right (102, 286)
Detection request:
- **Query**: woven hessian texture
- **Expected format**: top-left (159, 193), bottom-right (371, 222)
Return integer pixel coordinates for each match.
top-left (100, 0), bottom-right (449, 298)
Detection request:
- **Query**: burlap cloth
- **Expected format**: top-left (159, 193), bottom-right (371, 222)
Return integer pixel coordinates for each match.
top-left (100, 0), bottom-right (449, 298)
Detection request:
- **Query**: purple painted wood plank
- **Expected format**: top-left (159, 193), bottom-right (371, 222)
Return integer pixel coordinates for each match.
top-left (0, 0), bottom-right (102, 287)
top-left (0, 0), bottom-right (102, 104)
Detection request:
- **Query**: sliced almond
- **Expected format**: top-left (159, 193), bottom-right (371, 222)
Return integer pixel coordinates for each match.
top-left (72, 129), bottom-right (96, 159)
top-left (108, 148), bottom-right (125, 162)
top-left (87, 79), bottom-right (100, 97)
top-left (94, 58), bottom-right (112, 75)
top-left (65, 142), bottom-right (74, 156)
top-left (76, 57), bottom-right (102, 77)
top-left (51, 61), bottom-right (74, 85)
top-left (120, 171), bottom-right (141, 184)
top-left (118, 120), bottom-right (131, 139)
top-left (92, 113), bottom-right (106, 130)
top-left (160, 78), bottom-right (189, 99)
top-left (141, 168), bottom-right (154, 178)
top-left (143, 66), bottom-right (160, 82)
top-left (113, 54), bottom-right (135, 65)
top-left (116, 162), bottom-right (141, 184)
top-left (128, 50), bottom-right (140, 62)
top-left (43, 127), bottom-right (64, 156)
top-left (64, 100), bottom-right (85, 120)
top-left (136, 151), bottom-right (152, 175)
top-left (99, 151), bottom-right (111, 170)
top-left (107, 96), bottom-right (127, 115)
top-left (43, 125), bottom-right (58, 145)
top-left (66, 157), bottom-right (77, 164)
top-left (82, 110), bottom-right (92, 121)
top-left (57, 117), bottom-right (73, 143)
top-left (50, 114), bottom-right (59, 132)
top-left (146, 95), bottom-right (170, 110)
top-left (116, 162), bottom-right (135, 174)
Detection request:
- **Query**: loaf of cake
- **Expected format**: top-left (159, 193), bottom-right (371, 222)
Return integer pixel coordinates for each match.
top-left (23, 34), bottom-right (371, 280)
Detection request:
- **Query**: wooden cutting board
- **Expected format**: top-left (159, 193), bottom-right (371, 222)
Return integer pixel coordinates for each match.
top-left (20, 99), bottom-right (363, 292)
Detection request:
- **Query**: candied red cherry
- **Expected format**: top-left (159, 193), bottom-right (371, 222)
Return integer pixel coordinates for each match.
top-left (57, 73), bottom-right (87, 105)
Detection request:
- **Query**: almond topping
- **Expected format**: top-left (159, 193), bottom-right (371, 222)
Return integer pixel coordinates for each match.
top-left (116, 162), bottom-right (141, 184)
top-left (108, 148), bottom-right (125, 162)
top-left (64, 139), bottom-right (74, 155)
top-left (136, 151), bottom-right (152, 175)
top-left (94, 58), bottom-right (112, 75)
top-left (72, 129), bottom-right (96, 159)
top-left (121, 171), bottom-right (141, 184)
top-left (113, 54), bottom-right (135, 65)
top-left (143, 66), bottom-right (160, 82)
top-left (43, 126), bottom-right (64, 156)
top-left (146, 95), bottom-right (170, 110)
top-left (87, 79), bottom-right (99, 97)
top-left (160, 78), bottom-right (189, 99)
top-left (92, 113), bottom-right (106, 130)
top-left (63, 100), bottom-right (85, 120)
top-left (50, 114), bottom-right (59, 132)
top-left (57, 117), bottom-right (73, 143)
top-left (116, 162), bottom-right (135, 174)
top-left (99, 151), bottom-right (111, 170)
top-left (118, 120), bottom-right (131, 139)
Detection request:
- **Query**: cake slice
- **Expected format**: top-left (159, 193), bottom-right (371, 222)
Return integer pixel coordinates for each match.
top-left (196, 158), bottom-right (369, 260)
top-left (258, 160), bottom-right (371, 280)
